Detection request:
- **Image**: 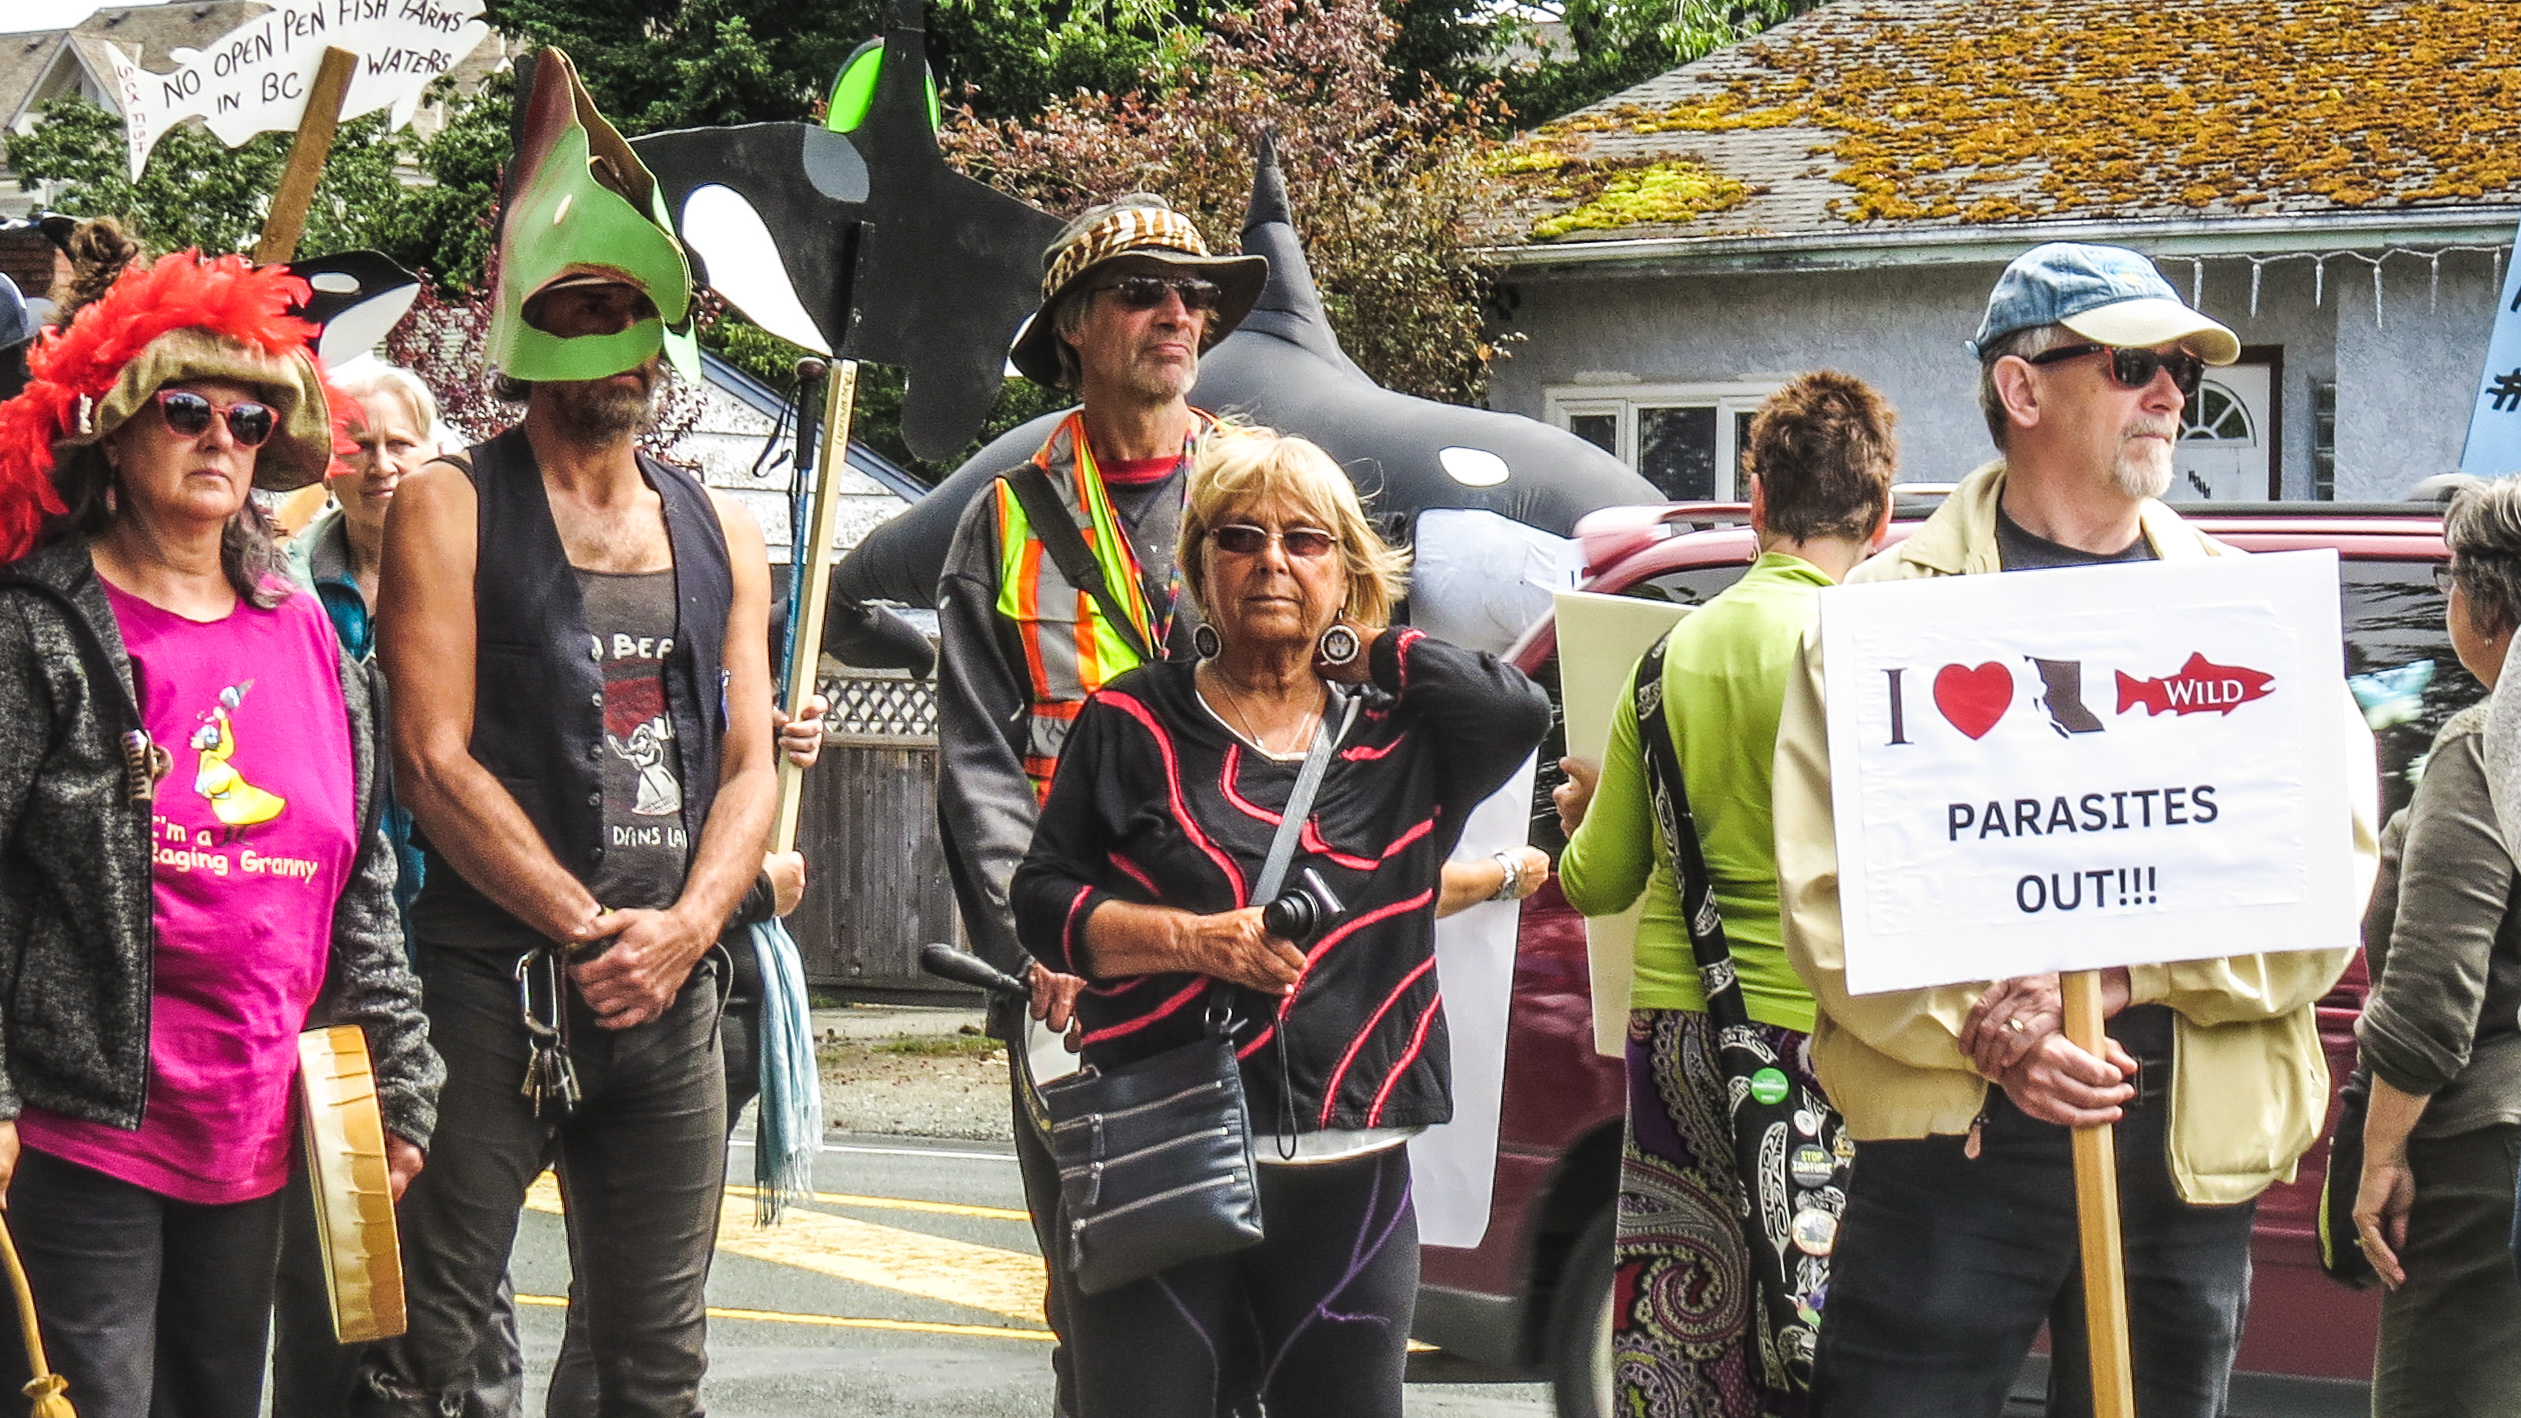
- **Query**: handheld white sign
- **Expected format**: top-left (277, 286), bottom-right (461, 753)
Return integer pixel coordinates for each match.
top-left (107, 0), bottom-right (491, 180)
top-left (1819, 551), bottom-right (2357, 995)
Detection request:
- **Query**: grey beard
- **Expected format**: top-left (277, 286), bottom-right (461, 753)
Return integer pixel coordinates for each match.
top-left (2115, 454), bottom-right (2173, 501)
top-left (549, 379), bottom-right (656, 441)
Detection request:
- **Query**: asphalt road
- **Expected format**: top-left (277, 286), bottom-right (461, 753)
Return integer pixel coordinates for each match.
top-left (499, 1131), bottom-right (1554, 1417)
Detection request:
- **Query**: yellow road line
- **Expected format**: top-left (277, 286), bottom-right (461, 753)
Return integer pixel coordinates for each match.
top-left (525, 1175), bottom-right (1048, 1324)
top-left (722, 1182), bottom-right (1031, 1223)
top-left (513, 1293), bottom-right (1053, 1343)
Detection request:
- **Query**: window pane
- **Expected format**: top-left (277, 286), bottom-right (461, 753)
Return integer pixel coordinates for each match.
top-left (1570, 413), bottom-right (1618, 456)
top-left (1638, 405), bottom-right (1717, 500)
top-left (1734, 409), bottom-right (1758, 498)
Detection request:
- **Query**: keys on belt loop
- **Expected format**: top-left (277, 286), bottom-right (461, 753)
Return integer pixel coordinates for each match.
top-left (516, 947), bottom-right (581, 1117)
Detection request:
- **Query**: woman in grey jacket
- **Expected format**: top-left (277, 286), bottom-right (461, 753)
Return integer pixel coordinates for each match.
top-left (2353, 477), bottom-right (2521, 1417)
top-left (0, 251), bottom-right (438, 1418)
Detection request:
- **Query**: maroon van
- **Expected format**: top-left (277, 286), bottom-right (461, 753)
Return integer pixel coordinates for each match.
top-left (1413, 495), bottom-right (2460, 1417)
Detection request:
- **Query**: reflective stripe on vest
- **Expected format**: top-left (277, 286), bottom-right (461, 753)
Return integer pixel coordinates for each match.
top-left (993, 410), bottom-right (1203, 798)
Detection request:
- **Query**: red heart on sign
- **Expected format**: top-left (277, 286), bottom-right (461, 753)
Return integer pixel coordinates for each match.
top-left (1933, 662), bottom-right (2013, 739)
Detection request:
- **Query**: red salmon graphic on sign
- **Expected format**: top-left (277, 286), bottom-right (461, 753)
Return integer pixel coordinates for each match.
top-left (2115, 652), bottom-right (2275, 717)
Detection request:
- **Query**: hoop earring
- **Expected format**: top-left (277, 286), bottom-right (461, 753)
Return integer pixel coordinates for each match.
top-left (1192, 622), bottom-right (1222, 659)
top-left (1317, 623), bottom-right (1361, 668)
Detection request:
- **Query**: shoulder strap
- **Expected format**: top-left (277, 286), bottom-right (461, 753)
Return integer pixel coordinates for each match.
top-left (429, 450), bottom-right (476, 478)
top-left (1003, 465), bottom-right (1157, 665)
top-left (1253, 690), bottom-right (1362, 905)
top-left (1633, 633), bottom-right (1753, 1031)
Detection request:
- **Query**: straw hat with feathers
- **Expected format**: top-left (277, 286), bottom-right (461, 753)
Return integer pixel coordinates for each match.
top-left (0, 251), bottom-right (349, 565)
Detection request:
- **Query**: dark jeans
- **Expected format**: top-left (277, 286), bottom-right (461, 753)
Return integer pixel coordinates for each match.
top-left (1, 1148), bottom-right (283, 1418)
top-left (1066, 1145), bottom-right (1419, 1418)
top-left (1811, 1077), bottom-right (2256, 1418)
top-left (2373, 1124), bottom-right (2521, 1417)
top-left (546, 940), bottom-right (757, 1418)
top-left (349, 946), bottom-right (727, 1418)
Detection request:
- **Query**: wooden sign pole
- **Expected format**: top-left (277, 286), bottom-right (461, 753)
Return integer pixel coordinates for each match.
top-left (2063, 968), bottom-right (2137, 1418)
top-left (771, 357), bottom-right (860, 855)
top-left (251, 46), bottom-right (361, 265)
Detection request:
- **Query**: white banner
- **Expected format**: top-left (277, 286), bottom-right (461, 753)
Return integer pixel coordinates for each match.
top-left (1820, 551), bottom-right (2357, 995)
top-left (107, 0), bottom-right (491, 180)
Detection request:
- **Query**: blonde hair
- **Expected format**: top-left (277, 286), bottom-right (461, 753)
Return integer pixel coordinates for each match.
top-left (333, 363), bottom-right (446, 452)
top-left (1179, 424), bottom-right (1410, 630)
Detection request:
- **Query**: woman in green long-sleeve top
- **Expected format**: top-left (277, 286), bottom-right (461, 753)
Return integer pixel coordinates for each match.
top-left (2355, 477), bottom-right (2521, 1418)
top-left (1554, 372), bottom-right (1895, 1418)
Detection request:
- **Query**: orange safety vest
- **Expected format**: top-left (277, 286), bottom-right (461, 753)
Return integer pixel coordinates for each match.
top-left (993, 409), bottom-right (1211, 797)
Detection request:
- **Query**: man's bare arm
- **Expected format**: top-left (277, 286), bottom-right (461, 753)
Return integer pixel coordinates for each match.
top-left (379, 463), bottom-right (605, 944)
top-left (570, 492), bottom-right (781, 1027)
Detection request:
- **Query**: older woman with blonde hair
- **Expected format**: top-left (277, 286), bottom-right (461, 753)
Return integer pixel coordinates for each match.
top-left (1013, 425), bottom-right (1549, 1417)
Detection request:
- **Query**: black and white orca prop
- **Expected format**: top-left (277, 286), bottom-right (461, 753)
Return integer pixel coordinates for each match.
top-left (280, 250), bottom-right (423, 367)
top-left (820, 135), bottom-right (1660, 618)
top-left (629, 0), bottom-right (1062, 463)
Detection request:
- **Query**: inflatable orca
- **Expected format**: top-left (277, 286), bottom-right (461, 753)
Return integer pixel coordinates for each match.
top-left (280, 250), bottom-right (422, 366)
top-left (629, 0), bottom-right (1062, 462)
top-left (823, 134), bottom-right (1660, 615)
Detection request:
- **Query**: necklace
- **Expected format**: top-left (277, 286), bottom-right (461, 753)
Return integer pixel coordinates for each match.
top-left (1202, 661), bottom-right (1323, 757)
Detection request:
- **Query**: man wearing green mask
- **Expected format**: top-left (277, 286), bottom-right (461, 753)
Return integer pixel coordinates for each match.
top-left (350, 52), bottom-right (779, 1417)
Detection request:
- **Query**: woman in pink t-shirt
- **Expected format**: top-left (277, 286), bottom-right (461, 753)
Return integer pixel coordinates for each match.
top-left (0, 251), bottom-right (439, 1418)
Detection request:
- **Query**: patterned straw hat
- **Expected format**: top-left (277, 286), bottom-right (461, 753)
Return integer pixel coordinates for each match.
top-left (1007, 194), bottom-right (1268, 388)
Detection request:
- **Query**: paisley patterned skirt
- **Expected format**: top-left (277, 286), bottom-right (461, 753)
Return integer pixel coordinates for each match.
top-left (1615, 1008), bottom-right (1817, 1418)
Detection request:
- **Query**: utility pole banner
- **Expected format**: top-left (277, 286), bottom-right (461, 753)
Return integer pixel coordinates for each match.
top-left (106, 0), bottom-right (490, 180)
top-left (1819, 550), bottom-right (2359, 995)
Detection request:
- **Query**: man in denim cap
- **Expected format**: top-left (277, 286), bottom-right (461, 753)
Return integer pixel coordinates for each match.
top-left (1769, 243), bottom-right (2376, 1415)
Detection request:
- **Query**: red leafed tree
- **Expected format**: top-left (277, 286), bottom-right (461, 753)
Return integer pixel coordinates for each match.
top-left (941, 0), bottom-right (1506, 406)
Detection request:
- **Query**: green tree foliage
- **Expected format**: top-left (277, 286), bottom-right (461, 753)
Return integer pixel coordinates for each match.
top-left (1496, 0), bottom-right (1826, 123)
top-left (4, 73), bottom-right (509, 288)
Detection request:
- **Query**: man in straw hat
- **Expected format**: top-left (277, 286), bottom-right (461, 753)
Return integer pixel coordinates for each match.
top-left (349, 49), bottom-right (780, 1416)
top-left (1769, 243), bottom-right (2376, 1416)
top-left (935, 193), bottom-right (1266, 1412)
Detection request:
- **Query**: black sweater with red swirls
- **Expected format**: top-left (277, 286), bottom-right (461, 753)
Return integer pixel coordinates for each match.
top-left (1012, 629), bottom-right (1549, 1133)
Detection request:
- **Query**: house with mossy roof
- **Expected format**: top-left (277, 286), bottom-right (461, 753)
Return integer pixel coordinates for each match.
top-left (1478, 0), bottom-right (2521, 502)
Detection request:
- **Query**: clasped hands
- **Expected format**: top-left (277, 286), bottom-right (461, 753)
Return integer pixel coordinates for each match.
top-left (1959, 968), bottom-right (2137, 1128)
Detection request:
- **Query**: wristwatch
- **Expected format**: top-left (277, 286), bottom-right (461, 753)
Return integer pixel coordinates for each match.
top-left (1489, 849), bottom-right (1526, 902)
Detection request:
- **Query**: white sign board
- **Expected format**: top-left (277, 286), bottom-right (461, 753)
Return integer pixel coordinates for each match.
top-left (108, 0), bottom-right (492, 180)
top-left (1553, 589), bottom-right (1690, 1056)
top-left (1819, 551), bottom-right (2356, 995)
top-left (2461, 209), bottom-right (2521, 477)
top-left (1409, 758), bottom-right (1536, 1250)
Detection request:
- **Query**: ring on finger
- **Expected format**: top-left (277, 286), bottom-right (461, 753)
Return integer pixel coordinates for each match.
top-left (2005, 1017), bottom-right (2027, 1034)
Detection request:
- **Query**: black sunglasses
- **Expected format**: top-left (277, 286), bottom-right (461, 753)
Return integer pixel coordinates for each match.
top-left (1096, 274), bottom-right (1224, 314)
top-left (2024, 342), bottom-right (2206, 399)
top-left (154, 389), bottom-right (276, 448)
top-left (1210, 523), bottom-right (1339, 559)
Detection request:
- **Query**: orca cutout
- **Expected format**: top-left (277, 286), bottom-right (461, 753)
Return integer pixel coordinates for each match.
top-left (820, 134), bottom-right (1661, 617)
top-left (280, 250), bottom-right (422, 367)
top-left (0, 272), bottom-right (29, 403)
top-left (631, 0), bottom-right (1062, 462)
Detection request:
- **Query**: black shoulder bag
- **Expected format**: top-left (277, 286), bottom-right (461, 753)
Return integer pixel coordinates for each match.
top-left (1039, 689), bottom-right (1359, 1296)
top-left (1633, 631), bottom-right (1849, 1391)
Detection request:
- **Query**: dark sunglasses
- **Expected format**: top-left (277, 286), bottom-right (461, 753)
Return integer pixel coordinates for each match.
top-left (154, 389), bottom-right (276, 448)
top-left (1210, 523), bottom-right (1339, 559)
top-left (1096, 274), bottom-right (1224, 313)
top-left (2024, 342), bottom-right (2206, 399)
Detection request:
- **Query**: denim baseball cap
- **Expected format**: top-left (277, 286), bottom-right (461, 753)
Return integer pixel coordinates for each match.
top-left (1969, 243), bottom-right (2238, 365)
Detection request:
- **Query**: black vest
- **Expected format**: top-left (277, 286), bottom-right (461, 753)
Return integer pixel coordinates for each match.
top-left (411, 428), bottom-right (733, 943)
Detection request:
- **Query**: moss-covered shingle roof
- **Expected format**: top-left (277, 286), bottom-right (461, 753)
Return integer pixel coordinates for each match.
top-left (1486, 0), bottom-right (2521, 247)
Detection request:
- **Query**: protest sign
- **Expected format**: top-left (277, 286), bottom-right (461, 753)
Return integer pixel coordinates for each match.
top-left (106, 0), bottom-right (491, 181)
top-left (1552, 588), bottom-right (1689, 1055)
top-left (1819, 550), bottom-right (2358, 996)
top-left (2462, 210), bottom-right (2521, 476)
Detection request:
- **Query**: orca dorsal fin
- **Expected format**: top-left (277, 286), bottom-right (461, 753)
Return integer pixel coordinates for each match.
top-left (1237, 132), bottom-right (1368, 383)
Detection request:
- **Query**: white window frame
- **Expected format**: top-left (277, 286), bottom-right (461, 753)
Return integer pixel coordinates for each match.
top-left (1545, 380), bottom-right (1784, 500)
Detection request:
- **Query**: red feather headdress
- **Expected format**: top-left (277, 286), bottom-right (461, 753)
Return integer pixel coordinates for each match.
top-left (0, 250), bottom-right (353, 565)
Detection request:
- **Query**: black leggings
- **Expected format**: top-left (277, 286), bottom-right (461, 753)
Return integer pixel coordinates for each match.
top-left (1067, 1144), bottom-right (1419, 1418)
top-left (3, 1147), bottom-right (286, 1418)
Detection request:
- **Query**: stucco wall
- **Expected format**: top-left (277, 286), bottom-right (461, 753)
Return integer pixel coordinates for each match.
top-left (1488, 246), bottom-right (2506, 504)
